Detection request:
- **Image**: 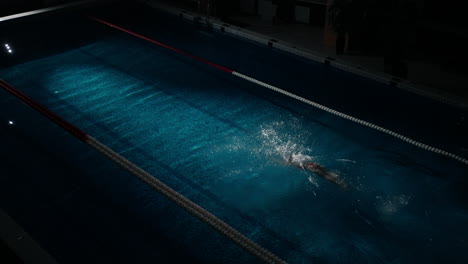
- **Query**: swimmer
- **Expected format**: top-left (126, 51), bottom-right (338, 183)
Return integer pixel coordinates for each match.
top-left (287, 155), bottom-right (350, 189)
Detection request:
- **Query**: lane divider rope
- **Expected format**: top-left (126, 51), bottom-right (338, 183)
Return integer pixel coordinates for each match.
top-left (231, 72), bottom-right (468, 165)
top-left (0, 79), bottom-right (286, 264)
top-left (89, 17), bottom-right (468, 165)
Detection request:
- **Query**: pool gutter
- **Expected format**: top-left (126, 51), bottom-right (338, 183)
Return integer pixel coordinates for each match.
top-left (139, 0), bottom-right (468, 110)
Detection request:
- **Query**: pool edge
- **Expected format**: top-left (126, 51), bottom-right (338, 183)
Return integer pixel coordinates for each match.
top-left (140, 0), bottom-right (468, 110)
top-left (0, 209), bottom-right (59, 264)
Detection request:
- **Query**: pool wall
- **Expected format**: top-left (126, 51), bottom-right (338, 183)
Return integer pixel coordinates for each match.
top-left (140, 0), bottom-right (468, 110)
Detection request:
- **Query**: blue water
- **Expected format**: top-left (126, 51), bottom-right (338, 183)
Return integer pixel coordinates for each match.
top-left (1, 3), bottom-right (467, 263)
top-left (0, 86), bottom-right (261, 264)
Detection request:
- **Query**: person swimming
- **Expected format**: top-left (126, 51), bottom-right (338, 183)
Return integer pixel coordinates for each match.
top-left (287, 154), bottom-right (350, 189)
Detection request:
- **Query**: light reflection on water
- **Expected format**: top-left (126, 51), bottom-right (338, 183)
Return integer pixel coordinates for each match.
top-left (2, 36), bottom-right (466, 263)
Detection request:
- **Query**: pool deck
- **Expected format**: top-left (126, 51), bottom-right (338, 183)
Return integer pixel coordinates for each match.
top-left (0, 209), bottom-right (58, 264)
top-left (146, 0), bottom-right (468, 107)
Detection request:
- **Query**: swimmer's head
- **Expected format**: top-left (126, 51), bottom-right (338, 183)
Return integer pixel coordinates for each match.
top-left (303, 163), bottom-right (315, 171)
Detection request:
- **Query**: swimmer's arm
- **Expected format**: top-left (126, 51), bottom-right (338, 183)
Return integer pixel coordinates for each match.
top-left (315, 166), bottom-right (351, 190)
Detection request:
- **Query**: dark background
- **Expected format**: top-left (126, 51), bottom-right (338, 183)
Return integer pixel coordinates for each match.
top-left (1, 0), bottom-right (467, 86)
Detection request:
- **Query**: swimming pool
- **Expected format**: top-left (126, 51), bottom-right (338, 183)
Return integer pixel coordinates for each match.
top-left (1, 2), bottom-right (467, 263)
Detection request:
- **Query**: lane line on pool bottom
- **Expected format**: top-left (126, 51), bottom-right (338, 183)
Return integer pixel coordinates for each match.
top-left (0, 79), bottom-right (286, 264)
top-left (88, 17), bottom-right (468, 166)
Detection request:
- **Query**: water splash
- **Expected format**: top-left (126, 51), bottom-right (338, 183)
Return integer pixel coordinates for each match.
top-left (375, 194), bottom-right (411, 215)
top-left (307, 176), bottom-right (319, 188)
top-left (257, 118), bottom-right (315, 163)
top-left (216, 117), bottom-right (320, 184)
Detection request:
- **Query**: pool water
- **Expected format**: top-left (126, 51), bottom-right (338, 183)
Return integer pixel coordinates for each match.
top-left (1, 3), bottom-right (467, 263)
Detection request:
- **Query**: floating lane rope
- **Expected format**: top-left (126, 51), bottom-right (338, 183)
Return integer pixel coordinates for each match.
top-left (0, 79), bottom-right (286, 264)
top-left (88, 17), bottom-right (468, 166)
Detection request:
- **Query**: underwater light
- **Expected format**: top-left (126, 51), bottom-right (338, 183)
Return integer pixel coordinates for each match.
top-left (5, 43), bottom-right (13, 54)
top-left (8, 120), bottom-right (14, 125)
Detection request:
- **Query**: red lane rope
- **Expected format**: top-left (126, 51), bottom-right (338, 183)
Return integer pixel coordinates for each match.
top-left (0, 79), bottom-right (88, 142)
top-left (84, 17), bottom-right (468, 165)
top-left (0, 81), bottom-right (286, 263)
top-left (89, 16), bottom-right (234, 74)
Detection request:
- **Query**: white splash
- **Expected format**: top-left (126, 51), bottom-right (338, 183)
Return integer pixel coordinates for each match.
top-left (307, 176), bottom-right (319, 188)
top-left (376, 194), bottom-right (411, 215)
top-left (217, 118), bottom-right (319, 183)
top-left (290, 152), bottom-right (313, 167)
top-left (258, 118), bottom-right (314, 163)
